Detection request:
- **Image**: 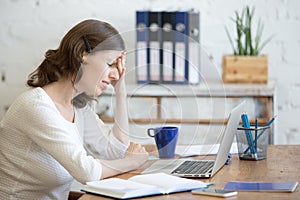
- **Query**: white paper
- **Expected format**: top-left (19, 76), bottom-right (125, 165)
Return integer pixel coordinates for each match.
top-left (175, 143), bottom-right (238, 157)
top-left (149, 41), bottom-right (160, 81)
top-left (129, 173), bottom-right (206, 194)
top-left (188, 42), bottom-right (200, 84)
top-left (162, 41), bottom-right (173, 81)
top-left (174, 42), bottom-right (185, 82)
top-left (136, 42), bottom-right (148, 81)
top-left (86, 178), bottom-right (155, 192)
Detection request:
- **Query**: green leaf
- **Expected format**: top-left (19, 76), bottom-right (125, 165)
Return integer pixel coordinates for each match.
top-left (258, 34), bottom-right (275, 54)
top-left (226, 5), bottom-right (272, 56)
top-left (224, 26), bottom-right (237, 55)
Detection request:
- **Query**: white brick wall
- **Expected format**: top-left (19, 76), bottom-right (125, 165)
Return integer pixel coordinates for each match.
top-left (1, 0), bottom-right (299, 144)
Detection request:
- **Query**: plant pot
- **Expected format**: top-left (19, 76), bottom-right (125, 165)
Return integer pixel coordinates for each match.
top-left (222, 55), bottom-right (268, 84)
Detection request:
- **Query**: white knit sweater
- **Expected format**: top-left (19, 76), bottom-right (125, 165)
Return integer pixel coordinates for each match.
top-left (0, 87), bottom-right (128, 199)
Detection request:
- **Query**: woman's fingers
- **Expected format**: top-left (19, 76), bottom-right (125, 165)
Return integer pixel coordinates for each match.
top-left (127, 142), bottom-right (147, 154)
top-left (117, 54), bottom-right (126, 77)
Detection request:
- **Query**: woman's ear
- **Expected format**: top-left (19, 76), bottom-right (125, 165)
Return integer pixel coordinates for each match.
top-left (82, 51), bottom-right (89, 63)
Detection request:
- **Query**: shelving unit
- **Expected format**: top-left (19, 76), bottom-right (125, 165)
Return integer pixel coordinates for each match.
top-left (98, 80), bottom-right (276, 144)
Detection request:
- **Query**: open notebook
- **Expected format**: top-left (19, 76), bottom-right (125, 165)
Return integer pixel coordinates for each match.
top-left (82, 173), bottom-right (207, 199)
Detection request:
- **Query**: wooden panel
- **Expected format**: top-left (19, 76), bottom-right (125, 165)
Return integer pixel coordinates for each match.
top-left (222, 55), bottom-right (268, 83)
top-left (100, 117), bottom-right (268, 125)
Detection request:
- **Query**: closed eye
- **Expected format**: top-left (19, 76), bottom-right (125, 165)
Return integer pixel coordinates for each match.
top-left (108, 62), bottom-right (117, 68)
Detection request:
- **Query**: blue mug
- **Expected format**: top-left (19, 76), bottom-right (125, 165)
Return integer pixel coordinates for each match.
top-left (147, 126), bottom-right (178, 158)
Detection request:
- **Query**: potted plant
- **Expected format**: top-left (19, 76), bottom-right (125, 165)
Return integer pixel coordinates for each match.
top-left (222, 6), bottom-right (273, 83)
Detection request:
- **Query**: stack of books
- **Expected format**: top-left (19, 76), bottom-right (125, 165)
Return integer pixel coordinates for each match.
top-left (135, 10), bottom-right (200, 85)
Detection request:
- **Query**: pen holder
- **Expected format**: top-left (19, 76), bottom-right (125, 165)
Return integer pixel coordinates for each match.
top-left (236, 125), bottom-right (270, 161)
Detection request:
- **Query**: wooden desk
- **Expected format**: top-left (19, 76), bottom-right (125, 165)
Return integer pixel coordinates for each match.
top-left (79, 145), bottom-right (300, 200)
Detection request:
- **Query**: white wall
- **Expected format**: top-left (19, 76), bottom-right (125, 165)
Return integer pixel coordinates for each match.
top-left (1, 0), bottom-right (300, 144)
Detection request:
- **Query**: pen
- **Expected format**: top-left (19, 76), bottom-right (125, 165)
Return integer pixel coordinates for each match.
top-left (241, 113), bottom-right (257, 159)
top-left (225, 153), bottom-right (232, 165)
top-left (206, 182), bottom-right (216, 187)
top-left (243, 115), bottom-right (276, 154)
top-left (255, 115), bottom-right (277, 141)
top-left (266, 115), bottom-right (276, 126)
top-left (255, 118), bottom-right (258, 149)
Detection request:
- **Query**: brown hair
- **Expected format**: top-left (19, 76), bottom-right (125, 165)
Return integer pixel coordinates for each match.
top-left (27, 19), bottom-right (125, 108)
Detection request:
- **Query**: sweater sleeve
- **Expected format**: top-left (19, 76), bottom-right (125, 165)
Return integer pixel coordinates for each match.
top-left (10, 93), bottom-right (103, 184)
top-left (79, 105), bottom-right (129, 160)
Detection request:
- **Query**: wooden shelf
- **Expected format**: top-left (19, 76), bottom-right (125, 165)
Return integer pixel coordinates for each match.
top-left (100, 117), bottom-right (269, 125)
top-left (102, 80), bottom-right (276, 97)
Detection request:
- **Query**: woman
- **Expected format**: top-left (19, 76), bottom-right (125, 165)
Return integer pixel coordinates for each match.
top-left (0, 19), bottom-right (148, 199)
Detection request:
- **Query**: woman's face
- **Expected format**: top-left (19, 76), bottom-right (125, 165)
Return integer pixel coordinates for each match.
top-left (75, 50), bottom-right (123, 97)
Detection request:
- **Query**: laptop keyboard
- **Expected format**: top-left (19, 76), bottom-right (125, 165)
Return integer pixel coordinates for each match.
top-left (171, 160), bottom-right (214, 175)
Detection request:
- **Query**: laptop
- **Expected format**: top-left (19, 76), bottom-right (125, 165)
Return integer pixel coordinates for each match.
top-left (141, 101), bottom-right (245, 178)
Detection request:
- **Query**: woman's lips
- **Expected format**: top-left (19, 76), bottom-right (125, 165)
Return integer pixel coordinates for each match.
top-left (100, 81), bottom-right (109, 90)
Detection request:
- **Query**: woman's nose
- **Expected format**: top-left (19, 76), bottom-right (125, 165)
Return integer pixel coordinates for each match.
top-left (108, 67), bottom-right (119, 80)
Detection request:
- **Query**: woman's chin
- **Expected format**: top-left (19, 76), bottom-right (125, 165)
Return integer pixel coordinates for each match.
top-left (94, 88), bottom-right (103, 97)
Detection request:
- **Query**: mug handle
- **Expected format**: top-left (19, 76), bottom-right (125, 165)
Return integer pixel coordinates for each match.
top-left (147, 128), bottom-right (156, 137)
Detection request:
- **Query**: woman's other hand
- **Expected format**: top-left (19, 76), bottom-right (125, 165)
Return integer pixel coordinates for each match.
top-left (125, 142), bottom-right (149, 167)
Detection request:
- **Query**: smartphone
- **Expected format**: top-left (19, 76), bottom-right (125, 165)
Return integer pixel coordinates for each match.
top-left (192, 188), bottom-right (237, 198)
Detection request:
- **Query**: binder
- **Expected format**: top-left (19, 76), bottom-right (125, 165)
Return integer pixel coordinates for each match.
top-left (174, 11), bottom-right (189, 84)
top-left (188, 10), bottom-right (200, 85)
top-left (136, 11), bottom-right (149, 83)
top-left (161, 11), bottom-right (174, 83)
top-left (148, 11), bottom-right (162, 83)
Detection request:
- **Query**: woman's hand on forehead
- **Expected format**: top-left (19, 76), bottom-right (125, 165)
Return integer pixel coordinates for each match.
top-left (117, 54), bottom-right (126, 77)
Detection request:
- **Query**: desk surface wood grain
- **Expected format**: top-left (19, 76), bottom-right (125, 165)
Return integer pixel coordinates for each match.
top-left (79, 145), bottom-right (300, 200)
